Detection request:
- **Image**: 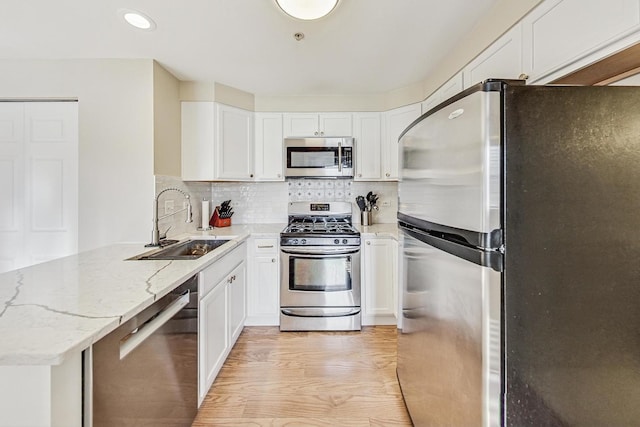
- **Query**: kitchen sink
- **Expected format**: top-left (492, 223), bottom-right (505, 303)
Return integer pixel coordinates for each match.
top-left (128, 239), bottom-right (231, 260)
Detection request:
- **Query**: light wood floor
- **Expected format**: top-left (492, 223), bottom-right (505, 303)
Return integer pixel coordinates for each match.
top-left (193, 326), bottom-right (413, 427)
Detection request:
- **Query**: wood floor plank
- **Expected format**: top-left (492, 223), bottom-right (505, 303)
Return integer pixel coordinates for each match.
top-left (193, 326), bottom-right (412, 427)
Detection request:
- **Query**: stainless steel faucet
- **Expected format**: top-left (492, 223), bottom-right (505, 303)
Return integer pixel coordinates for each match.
top-left (147, 187), bottom-right (193, 247)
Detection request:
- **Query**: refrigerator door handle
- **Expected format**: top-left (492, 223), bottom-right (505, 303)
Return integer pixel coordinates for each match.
top-left (400, 224), bottom-right (504, 272)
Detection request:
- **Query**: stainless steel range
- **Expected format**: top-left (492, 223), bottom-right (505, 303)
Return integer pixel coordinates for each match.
top-left (280, 201), bottom-right (361, 331)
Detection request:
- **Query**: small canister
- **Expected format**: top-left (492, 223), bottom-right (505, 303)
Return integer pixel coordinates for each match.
top-left (361, 210), bottom-right (372, 226)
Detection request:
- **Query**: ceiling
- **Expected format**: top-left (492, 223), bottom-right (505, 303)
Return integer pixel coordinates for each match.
top-left (0, 0), bottom-right (498, 96)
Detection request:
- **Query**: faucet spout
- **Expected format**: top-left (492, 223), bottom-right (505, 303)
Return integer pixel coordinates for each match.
top-left (147, 187), bottom-right (193, 247)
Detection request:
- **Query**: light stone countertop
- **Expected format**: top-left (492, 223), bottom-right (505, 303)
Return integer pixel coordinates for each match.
top-left (0, 224), bottom-right (285, 366)
top-left (356, 222), bottom-right (399, 240)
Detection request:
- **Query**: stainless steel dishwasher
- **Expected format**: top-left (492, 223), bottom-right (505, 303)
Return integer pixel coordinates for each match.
top-left (85, 275), bottom-right (198, 427)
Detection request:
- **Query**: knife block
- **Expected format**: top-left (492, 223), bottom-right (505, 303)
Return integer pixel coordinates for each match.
top-left (210, 206), bottom-right (231, 228)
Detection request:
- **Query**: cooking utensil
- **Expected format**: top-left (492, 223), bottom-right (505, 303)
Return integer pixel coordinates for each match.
top-left (356, 196), bottom-right (366, 212)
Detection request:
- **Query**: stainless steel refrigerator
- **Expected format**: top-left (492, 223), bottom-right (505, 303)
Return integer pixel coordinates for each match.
top-left (396, 79), bottom-right (640, 427)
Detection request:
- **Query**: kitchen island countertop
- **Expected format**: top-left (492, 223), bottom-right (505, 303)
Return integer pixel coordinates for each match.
top-left (0, 224), bottom-right (284, 366)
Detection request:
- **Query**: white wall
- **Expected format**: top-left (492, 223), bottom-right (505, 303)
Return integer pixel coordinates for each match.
top-left (0, 59), bottom-right (155, 251)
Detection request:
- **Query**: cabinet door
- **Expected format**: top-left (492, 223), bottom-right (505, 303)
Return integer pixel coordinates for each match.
top-left (248, 255), bottom-right (280, 324)
top-left (228, 262), bottom-right (246, 345)
top-left (283, 113), bottom-right (319, 137)
top-left (384, 104), bottom-right (421, 181)
top-left (464, 24), bottom-right (523, 87)
top-left (199, 280), bottom-right (228, 403)
top-left (254, 113), bottom-right (284, 181)
top-left (319, 113), bottom-right (352, 136)
top-left (216, 104), bottom-right (253, 180)
top-left (362, 238), bottom-right (397, 325)
top-left (421, 74), bottom-right (464, 115)
top-left (353, 112), bottom-right (382, 181)
top-left (182, 102), bottom-right (215, 180)
top-left (522, 0), bottom-right (640, 83)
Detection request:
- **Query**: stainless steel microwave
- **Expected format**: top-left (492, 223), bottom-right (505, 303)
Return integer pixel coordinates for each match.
top-left (284, 137), bottom-right (354, 178)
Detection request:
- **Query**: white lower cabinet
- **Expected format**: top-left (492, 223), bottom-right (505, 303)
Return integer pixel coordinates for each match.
top-left (361, 237), bottom-right (398, 326)
top-left (199, 277), bottom-right (228, 404)
top-left (246, 237), bottom-right (280, 326)
top-left (228, 262), bottom-right (246, 344)
top-left (198, 243), bottom-right (246, 405)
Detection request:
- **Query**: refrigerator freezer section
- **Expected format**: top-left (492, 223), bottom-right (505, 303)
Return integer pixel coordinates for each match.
top-left (398, 88), bottom-right (502, 238)
top-left (398, 228), bottom-right (501, 427)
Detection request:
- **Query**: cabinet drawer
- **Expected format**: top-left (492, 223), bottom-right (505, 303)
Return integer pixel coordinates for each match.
top-left (199, 243), bottom-right (245, 296)
top-left (253, 238), bottom-right (278, 254)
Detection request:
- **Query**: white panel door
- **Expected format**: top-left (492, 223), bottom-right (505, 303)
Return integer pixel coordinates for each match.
top-left (0, 102), bottom-right (78, 273)
top-left (0, 104), bottom-right (25, 273)
top-left (24, 103), bottom-right (78, 266)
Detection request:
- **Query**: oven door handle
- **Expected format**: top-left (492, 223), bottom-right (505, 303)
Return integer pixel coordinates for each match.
top-left (281, 246), bottom-right (360, 256)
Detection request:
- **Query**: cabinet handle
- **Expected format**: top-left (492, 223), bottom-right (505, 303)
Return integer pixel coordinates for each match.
top-left (277, 173), bottom-right (281, 178)
top-left (358, 173), bottom-right (362, 177)
top-left (385, 172), bottom-right (390, 177)
top-left (272, 258), bottom-right (276, 263)
top-left (250, 174), bottom-right (254, 178)
top-left (314, 131), bottom-right (319, 136)
top-left (518, 73), bottom-right (529, 80)
top-left (320, 131), bottom-right (324, 136)
top-left (258, 245), bottom-right (274, 249)
top-left (366, 241), bottom-right (371, 245)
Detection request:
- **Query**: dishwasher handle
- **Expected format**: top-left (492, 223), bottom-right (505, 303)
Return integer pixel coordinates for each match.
top-left (119, 290), bottom-right (190, 360)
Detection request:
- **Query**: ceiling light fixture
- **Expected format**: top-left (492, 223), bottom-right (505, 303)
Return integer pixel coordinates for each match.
top-left (275, 0), bottom-right (339, 21)
top-left (119, 9), bottom-right (157, 31)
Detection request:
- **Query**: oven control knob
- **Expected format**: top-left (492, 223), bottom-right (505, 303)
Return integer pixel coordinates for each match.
top-left (301, 239), bottom-right (307, 245)
top-left (334, 239), bottom-right (340, 244)
top-left (293, 239), bottom-right (299, 245)
top-left (342, 239), bottom-right (347, 244)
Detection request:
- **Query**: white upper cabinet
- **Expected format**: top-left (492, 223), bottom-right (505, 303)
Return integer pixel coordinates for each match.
top-left (254, 113), bottom-right (284, 181)
top-left (463, 24), bottom-right (524, 87)
top-left (181, 102), bottom-right (254, 181)
top-left (182, 102), bottom-right (215, 181)
top-left (283, 113), bottom-right (352, 137)
top-left (216, 104), bottom-right (254, 180)
top-left (383, 103), bottom-right (422, 181)
top-left (353, 112), bottom-right (382, 181)
top-left (421, 73), bottom-right (464, 115)
top-left (522, 0), bottom-right (640, 83)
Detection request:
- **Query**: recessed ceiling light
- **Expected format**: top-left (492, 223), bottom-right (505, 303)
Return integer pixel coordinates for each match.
top-left (275, 0), bottom-right (339, 21)
top-left (119, 9), bottom-right (156, 31)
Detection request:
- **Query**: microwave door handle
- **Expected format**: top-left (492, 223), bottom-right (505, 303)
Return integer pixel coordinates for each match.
top-left (338, 142), bottom-right (342, 173)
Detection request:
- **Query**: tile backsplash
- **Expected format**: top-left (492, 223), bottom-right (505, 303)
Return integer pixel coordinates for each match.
top-left (154, 175), bottom-right (398, 238)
